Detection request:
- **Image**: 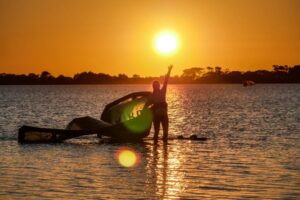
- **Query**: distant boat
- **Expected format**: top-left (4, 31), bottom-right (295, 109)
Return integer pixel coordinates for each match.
top-left (243, 80), bottom-right (255, 87)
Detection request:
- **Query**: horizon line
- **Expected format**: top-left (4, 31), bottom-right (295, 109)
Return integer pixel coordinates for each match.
top-left (1, 64), bottom-right (299, 77)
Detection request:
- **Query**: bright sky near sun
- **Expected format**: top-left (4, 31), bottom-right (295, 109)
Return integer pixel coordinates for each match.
top-left (0, 0), bottom-right (299, 76)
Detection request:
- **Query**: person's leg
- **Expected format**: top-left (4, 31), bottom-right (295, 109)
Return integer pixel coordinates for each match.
top-left (162, 114), bottom-right (169, 141)
top-left (153, 117), bottom-right (160, 141)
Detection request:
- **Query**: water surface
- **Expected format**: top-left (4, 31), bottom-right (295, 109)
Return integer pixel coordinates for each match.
top-left (0, 84), bottom-right (299, 199)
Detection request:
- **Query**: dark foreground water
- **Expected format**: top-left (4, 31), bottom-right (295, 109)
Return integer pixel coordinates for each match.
top-left (0, 84), bottom-right (299, 199)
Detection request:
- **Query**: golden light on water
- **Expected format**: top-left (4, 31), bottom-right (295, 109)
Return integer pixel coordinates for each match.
top-left (154, 31), bottom-right (179, 55)
top-left (116, 148), bottom-right (140, 168)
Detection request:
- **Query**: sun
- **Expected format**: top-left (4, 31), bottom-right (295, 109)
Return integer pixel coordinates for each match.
top-left (154, 31), bottom-right (179, 55)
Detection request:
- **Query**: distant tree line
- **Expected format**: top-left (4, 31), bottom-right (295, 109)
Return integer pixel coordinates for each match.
top-left (0, 65), bottom-right (299, 84)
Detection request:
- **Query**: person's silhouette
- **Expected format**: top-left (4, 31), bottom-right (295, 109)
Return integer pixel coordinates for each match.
top-left (146, 65), bottom-right (173, 142)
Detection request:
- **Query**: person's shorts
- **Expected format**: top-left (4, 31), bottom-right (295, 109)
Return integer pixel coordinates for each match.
top-left (153, 105), bottom-right (168, 122)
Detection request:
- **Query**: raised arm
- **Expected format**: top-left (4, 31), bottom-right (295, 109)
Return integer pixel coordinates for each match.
top-left (162, 65), bottom-right (173, 92)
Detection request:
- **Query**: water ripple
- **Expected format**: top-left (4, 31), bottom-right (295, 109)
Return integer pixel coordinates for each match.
top-left (0, 84), bottom-right (299, 199)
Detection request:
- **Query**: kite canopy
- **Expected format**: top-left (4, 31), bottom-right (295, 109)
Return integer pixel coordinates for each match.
top-left (18, 91), bottom-right (154, 143)
top-left (100, 91), bottom-right (153, 140)
top-left (101, 91), bottom-right (152, 123)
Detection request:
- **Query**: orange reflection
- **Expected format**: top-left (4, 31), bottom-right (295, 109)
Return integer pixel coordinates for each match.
top-left (148, 141), bottom-right (185, 199)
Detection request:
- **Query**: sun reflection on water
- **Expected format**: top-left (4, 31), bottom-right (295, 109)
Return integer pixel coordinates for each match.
top-left (147, 142), bottom-right (186, 199)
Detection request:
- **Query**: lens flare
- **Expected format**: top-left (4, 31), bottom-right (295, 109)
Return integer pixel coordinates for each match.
top-left (116, 147), bottom-right (140, 167)
top-left (123, 107), bottom-right (153, 134)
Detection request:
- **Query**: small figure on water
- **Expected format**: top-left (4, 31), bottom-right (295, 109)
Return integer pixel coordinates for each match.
top-left (146, 65), bottom-right (173, 142)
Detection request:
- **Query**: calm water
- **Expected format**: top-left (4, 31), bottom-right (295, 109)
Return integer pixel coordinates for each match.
top-left (0, 84), bottom-right (299, 199)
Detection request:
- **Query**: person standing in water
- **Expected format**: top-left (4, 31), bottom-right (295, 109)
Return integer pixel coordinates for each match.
top-left (147, 65), bottom-right (173, 142)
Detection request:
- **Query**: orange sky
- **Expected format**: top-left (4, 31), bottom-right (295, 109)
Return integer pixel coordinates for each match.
top-left (0, 0), bottom-right (299, 76)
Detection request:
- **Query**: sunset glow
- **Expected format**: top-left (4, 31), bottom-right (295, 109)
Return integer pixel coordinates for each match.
top-left (0, 0), bottom-right (299, 76)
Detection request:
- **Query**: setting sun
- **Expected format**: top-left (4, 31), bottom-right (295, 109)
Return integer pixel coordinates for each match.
top-left (154, 31), bottom-right (179, 55)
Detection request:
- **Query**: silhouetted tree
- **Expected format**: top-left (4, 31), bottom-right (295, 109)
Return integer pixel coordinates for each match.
top-left (206, 66), bottom-right (213, 73)
top-left (56, 75), bottom-right (73, 84)
top-left (273, 65), bottom-right (289, 73)
top-left (132, 74), bottom-right (140, 78)
top-left (40, 71), bottom-right (52, 79)
top-left (181, 67), bottom-right (204, 80)
top-left (214, 66), bottom-right (222, 74)
top-left (288, 65), bottom-right (300, 83)
top-left (39, 71), bottom-right (55, 84)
